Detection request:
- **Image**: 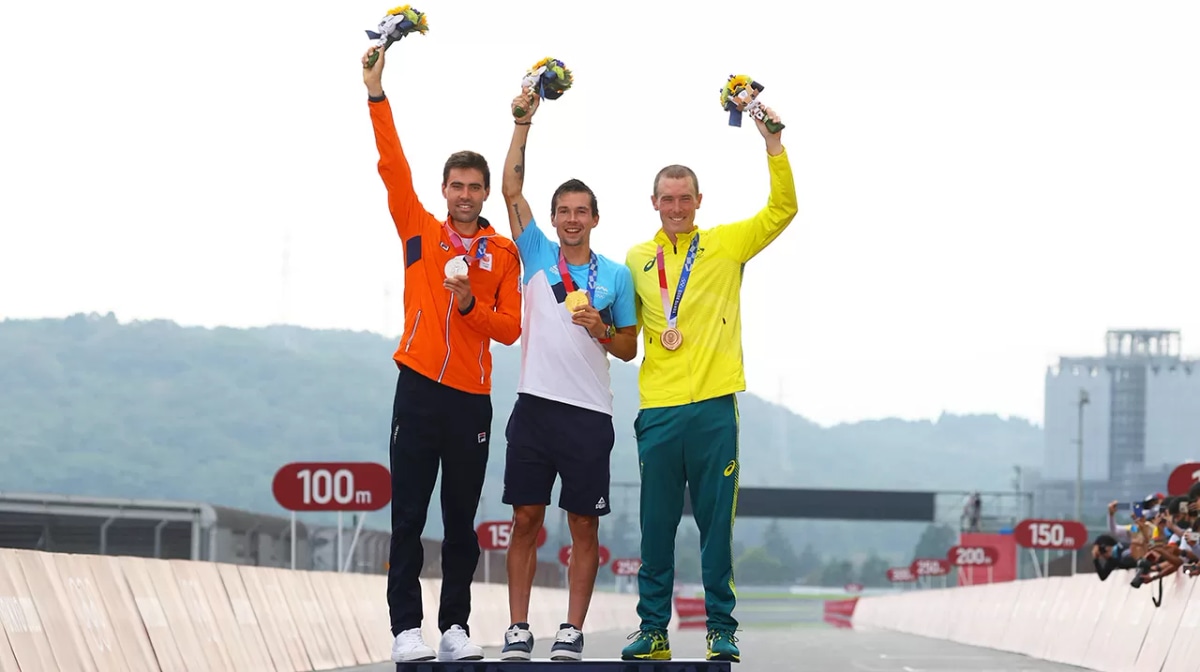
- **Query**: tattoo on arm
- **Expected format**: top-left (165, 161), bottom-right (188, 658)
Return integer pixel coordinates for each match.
top-left (505, 138), bottom-right (530, 237)
top-left (511, 202), bottom-right (524, 236)
top-left (513, 144), bottom-right (526, 177)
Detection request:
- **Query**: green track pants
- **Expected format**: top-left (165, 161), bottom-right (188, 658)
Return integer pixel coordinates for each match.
top-left (633, 394), bottom-right (740, 631)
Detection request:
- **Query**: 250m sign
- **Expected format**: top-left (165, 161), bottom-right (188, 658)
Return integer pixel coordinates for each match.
top-left (272, 462), bottom-right (391, 512)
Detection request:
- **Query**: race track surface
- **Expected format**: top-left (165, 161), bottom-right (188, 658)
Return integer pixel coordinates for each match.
top-left (336, 625), bottom-right (1093, 672)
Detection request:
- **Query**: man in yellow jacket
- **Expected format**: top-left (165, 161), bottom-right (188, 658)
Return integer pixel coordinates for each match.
top-left (621, 103), bottom-right (798, 664)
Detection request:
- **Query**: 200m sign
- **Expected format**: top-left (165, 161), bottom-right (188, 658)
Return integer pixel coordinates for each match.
top-left (272, 462), bottom-right (391, 512)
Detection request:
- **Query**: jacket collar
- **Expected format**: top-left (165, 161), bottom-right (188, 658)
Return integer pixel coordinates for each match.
top-left (443, 215), bottom-right (495, 238)
top-left (653, 225), bottom-right (698, 249)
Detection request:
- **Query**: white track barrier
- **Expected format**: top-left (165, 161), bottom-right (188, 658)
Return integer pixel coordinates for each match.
top-left (0, 548), bottom-right (644, 671)
top-left (853, 570), bottom-right (1199, 672)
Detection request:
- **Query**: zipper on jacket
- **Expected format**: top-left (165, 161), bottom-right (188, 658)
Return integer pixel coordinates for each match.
top-left (477, 341), bottom-right (486, 384)
top-left (437, 292), bottom-right (454, 382)
top-left (404, 310), bottom-right (422, 352)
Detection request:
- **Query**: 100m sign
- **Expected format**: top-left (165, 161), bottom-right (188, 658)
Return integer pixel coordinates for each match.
top-left (297, 468), bottom-right (370, 506)
top-left (272, 462), bottom-right (391, 512)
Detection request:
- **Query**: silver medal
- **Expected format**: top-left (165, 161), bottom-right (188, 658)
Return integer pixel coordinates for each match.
top-left (444, 256), bottom-right (469, 279)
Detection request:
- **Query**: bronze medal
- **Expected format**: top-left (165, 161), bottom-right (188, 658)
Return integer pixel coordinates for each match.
top-left (660, 327), bottom-right (683, 351)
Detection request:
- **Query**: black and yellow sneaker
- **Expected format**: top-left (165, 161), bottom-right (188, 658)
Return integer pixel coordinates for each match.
top-left (706, 629), bottom-right (740, 662)
top-left (620, 628), bottom-right (671, 660)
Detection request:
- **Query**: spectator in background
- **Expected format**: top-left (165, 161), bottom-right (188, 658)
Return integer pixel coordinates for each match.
top-left (1105, 500), bottom-right (1132, 547)
top-left (1129, 502), bottom-right (1185, 589)
top-left (961, 491), bottom-right (982, 532)
top-left (1092, 533), bottom-right (1138, 581)
top-left (1163, 496), bottom-right (1193, 539)
top-left (1183, 519), bottom-right (1200, 577)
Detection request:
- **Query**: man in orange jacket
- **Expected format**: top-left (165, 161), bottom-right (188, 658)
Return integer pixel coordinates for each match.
top-left (362, 45), bottom-right (522, 663)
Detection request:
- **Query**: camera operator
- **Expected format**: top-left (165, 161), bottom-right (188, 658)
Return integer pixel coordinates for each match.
top-left (1092, 533), bottom-right (1138, 581)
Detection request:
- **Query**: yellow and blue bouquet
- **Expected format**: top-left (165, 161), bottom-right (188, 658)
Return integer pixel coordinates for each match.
top-left (720, 74), bottom-right (784, 133)
top-left (514, 57), bottom-right (573, 117)
top-left (364, 5), bottom-right (429, 68)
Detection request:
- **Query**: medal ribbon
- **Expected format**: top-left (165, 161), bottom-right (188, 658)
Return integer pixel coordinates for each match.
top-left (655, 233), bottom-right (699, 329)
top-left (557, 249), bottom-right (599, 304)
top-left (444, 221), bottom-right (488, 264)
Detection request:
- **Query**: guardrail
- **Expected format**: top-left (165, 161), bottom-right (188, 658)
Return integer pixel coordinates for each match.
top-left (0, 546), bottom-right (646, 670)
top-left (852, 571), bottom-right (1200, 672)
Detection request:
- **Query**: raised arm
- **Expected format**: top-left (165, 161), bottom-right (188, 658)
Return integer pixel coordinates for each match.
top-left (716, 105), bottom-right (799, 264)
top-left (501, 88), bottom-right (540, 239)
top-left (362, 46), bottom-right (427, 241)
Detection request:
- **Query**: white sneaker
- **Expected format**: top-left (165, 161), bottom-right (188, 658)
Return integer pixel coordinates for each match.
top-left (391, 627), bottom-right (435, 662)
top-left (438, 624), bottom-right (484, 661)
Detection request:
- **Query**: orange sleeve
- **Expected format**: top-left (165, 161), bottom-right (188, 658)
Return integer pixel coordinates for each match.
top-left (460, 246), bottom-right (522, 345)
top-left (368, 95), bottom-right (427, 240)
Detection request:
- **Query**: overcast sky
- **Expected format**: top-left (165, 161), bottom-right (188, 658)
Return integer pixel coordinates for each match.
top-left (2, 1), bottom-right (1198, 427)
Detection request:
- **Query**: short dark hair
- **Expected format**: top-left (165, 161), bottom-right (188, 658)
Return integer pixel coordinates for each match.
top-left (1190, 481), bottom-right (1200, 502)
top-left (443, 151), bottom-right (490, 190)
top-left (551, 178), bottom-right (598, 217)
top-left (653, 164), bottom-right (699, 196)
top-left (1094, 534), bottom-right (1117, 548)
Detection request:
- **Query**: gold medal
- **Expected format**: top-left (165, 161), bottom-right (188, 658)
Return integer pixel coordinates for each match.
top-left (565, 290), bottom-right (590, 312)
top-left (660, 327), bottom-right (682, 351)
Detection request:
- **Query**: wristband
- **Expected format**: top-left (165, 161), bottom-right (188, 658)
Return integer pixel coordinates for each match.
top-left (598, 324), bottom-right (615, 344)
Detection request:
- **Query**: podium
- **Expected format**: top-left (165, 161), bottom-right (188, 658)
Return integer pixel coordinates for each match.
top-left (395, 660), bottom-right (733, 671)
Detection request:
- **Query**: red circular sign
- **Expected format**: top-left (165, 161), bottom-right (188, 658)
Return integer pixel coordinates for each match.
top-left (1167, 462), bottom-right (1200, 497)
top-left (1013, 519), bottom-right (1088, 550)
top-left (910, 558), bottom-right (951, 577)
top-left (611, 558), bottom-right (642, 576)
top-left (272, 462), bottom-right (391, 512)
top-left (947, 545), bottom-right (999, 566)
top-left (475, 520), bottom-right (548, 552)
top-left (558, 545), bottom-right (611, 566)
top-left (886, 567), bottom-right (916, 583)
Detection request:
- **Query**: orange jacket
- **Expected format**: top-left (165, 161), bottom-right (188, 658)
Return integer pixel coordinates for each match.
top-left (369, 96), bottom-right (522, 395)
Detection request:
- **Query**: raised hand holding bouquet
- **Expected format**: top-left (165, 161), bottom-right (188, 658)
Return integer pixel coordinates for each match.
top-left (514, 57), bottom-right (573, 118)
top-left (720, 74), bottom-right (784, 133)
top-left (364, 5), bottom-right (429, 68)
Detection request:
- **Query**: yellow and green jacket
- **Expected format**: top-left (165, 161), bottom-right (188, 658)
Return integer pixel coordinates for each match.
top-left (625, 148), bottom-right (798, 409)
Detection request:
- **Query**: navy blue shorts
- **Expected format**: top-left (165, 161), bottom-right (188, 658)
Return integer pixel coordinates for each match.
top-left (502, 393), bottom-right (613, 516)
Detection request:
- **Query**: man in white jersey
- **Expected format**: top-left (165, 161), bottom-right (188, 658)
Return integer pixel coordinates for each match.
top-left (496, 87), bottom-right (638, 661)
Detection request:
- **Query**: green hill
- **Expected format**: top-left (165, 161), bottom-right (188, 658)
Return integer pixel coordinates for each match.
top-left (0, 313), bottom-right (1042, 570)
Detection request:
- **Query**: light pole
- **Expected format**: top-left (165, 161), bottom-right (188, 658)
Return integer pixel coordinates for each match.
top-left (1074, 389), bottom-right (1089, 523)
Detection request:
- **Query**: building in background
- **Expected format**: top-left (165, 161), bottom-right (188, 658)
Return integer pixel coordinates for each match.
top-left (1036, 329), bottom-right (1200, 517)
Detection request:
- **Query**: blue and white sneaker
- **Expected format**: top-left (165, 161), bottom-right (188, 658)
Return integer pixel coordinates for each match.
top-left (550, 623), bottom-right (584, 661)
top-left (500, 622), bottom-right (534, 660)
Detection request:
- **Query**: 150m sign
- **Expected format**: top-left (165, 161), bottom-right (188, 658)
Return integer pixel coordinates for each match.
top-left (273, 462), bottom-right (391, 512)
top-left (1013, 519), bottom-right (1087, 550)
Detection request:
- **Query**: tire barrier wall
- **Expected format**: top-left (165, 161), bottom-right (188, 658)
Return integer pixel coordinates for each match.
top-left (0, 547), bottom-right (644, 671)
top-left (852, 571), bottom-right (1200, 672)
